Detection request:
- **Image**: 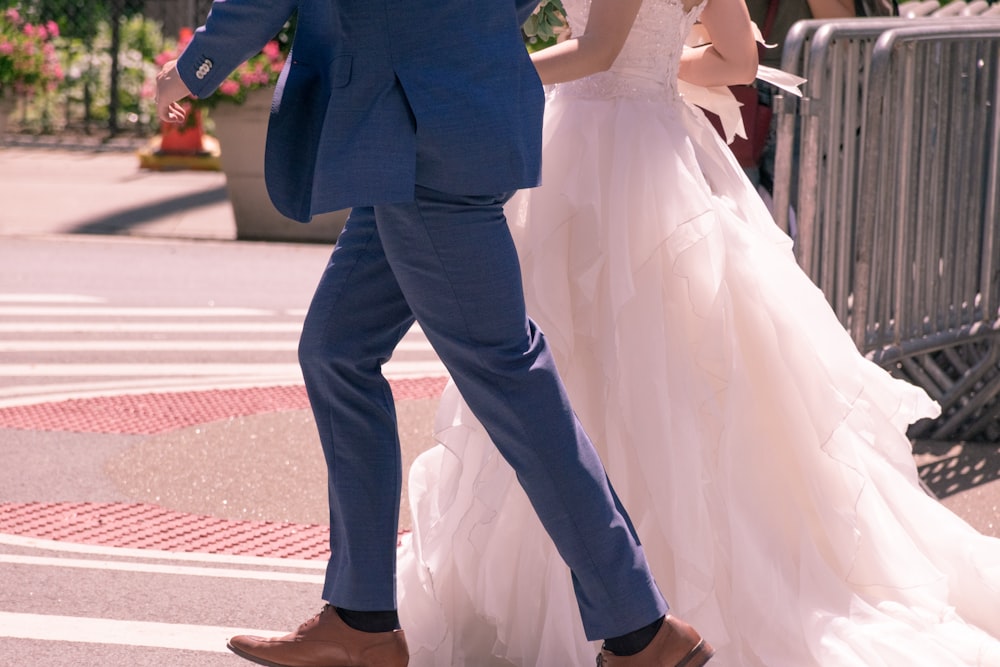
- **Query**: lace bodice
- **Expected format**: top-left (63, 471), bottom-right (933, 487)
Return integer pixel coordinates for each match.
top-left (555, 0), bottom-right (704, 100)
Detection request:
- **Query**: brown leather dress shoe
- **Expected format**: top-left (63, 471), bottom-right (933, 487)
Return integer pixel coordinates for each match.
top-left (596, 615), bottom-right (714, 667)
top-left (227, 604), bottom-right (409, 667)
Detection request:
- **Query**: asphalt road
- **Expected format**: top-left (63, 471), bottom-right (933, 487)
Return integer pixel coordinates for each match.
top-left (0, 144), bottom-right (449, 665)
top-left (0, 144), bottom-right (997, 667)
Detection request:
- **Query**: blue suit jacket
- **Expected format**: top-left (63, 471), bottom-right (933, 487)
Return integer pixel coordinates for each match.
top-left (177, 0), bottom-right (544, 222)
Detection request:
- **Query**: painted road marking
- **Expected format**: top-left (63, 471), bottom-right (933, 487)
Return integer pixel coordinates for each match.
top-left (0, 377), bottom-right (305, 408)
top-left (0, 554), bottom-right (325, 584)
top-left (0, 321), bottom-right (306, 332)
top-left (0, 294), bottom-right (106, 303)
top-left (0, 306), bottom-right (273, 317)
top-left (0, 612), bottom-right (278, 653)
top-left (0, 361), bottom-right (446, 378)
top-left (0, 362), bottom-right (305, 377)
top-left (0, 534), bottom-right (306, 651)
top-left (0, 339), bottom-right (430, 352)
top-left (0, 362), bottom-right (446, 408)
top-left (0, 533), bottom-right (325, 569)
top-left (0, 295), bottom-right (446, 406)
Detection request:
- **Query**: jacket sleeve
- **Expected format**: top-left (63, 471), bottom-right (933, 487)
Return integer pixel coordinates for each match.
top-left (176, 0), bottom-right (298, 99)
top-left (515, 0), bottom-right (541, 30)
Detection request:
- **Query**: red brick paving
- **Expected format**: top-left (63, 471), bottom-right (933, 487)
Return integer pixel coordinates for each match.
top-left (0, 501), bottom-right (410, 558)
top-left (0, 379), bottom-right (441, 554)
top-left (0, 377), bottom-right (448, 435)
top-left (0, 501), bottom-right (334, 559)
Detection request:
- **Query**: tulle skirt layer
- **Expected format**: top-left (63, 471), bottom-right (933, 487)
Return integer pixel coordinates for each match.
top-left (396, 91), bottom-right (1000, 666)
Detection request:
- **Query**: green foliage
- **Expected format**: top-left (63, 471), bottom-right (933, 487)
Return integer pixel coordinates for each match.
top-left (2, 0), bottom-right (144, 43)
top-left (7, 9), bottom-right (163, 132)
top-left (0, 5), bottom-right (64, 98)
top-left (522, 0), bottom-right (568, 53)
top-left (61, 15), bottom-right (163, 127)
top-left (120, 10), bottom-right (165, 60)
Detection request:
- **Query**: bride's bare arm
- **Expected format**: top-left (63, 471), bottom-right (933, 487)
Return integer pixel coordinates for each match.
top-left (678, 0), bottom-right (758, 87)
top-left (529, 0), bottom-right (643, 85)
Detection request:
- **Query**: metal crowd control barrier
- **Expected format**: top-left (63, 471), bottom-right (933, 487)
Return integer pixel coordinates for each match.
top-left (855, 24), bottom-right (1000, 442)
top-left (899, 0), bottom-right (1000, 16)
top-left (772, 19), bottom-right (1000, 442)
top-left (773, 18), bottom-right (908, 323)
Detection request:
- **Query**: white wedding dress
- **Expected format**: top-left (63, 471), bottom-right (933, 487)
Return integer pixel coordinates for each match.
top-left (395, 0), bottom-right (1000, 664)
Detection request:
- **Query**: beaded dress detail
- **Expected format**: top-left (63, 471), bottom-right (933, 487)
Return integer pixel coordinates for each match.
top-left (395, 0), bottom-right (1000, 664)
top-left (556, 0), bottom-right (701, 101)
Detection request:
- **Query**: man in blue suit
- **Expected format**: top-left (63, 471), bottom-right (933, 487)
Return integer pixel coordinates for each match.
top-left (156, 1), bottom-right (712, 666)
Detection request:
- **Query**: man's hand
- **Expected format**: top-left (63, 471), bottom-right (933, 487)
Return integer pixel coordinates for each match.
top-left (155, 59), bottom-right (194, 124)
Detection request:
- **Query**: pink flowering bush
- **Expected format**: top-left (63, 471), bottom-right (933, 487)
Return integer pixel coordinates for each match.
top-left (154, 28), bottom-right (286, 109)
top-left (0, 7), bottom-right (64, 98)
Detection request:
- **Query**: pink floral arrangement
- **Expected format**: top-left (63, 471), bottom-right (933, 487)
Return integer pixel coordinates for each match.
top-left (0, 7), bottom-right (64, 98)
top-left (155, 28), bottom-right (286, 108)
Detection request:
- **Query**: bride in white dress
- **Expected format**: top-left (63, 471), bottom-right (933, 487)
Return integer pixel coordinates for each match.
top-left (395, 0), bottom-right (1000, 663)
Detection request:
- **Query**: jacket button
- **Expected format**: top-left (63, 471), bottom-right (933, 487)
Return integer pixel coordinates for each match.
top-left (195, 57), bottom-right (213, 80)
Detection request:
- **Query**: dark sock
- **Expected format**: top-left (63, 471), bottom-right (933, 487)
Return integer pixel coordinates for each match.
top-left (602, 615), bottom-right (664, 656)
top-left (335, 606), bottom-right (400, 633)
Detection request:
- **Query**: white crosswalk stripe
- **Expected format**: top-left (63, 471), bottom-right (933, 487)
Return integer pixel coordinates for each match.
top-left (0, 293), bottom-right (446, 407)
top-left (0, 613), bottom-right (273, 654)
top-left (0, 535), bottom-right (314, 653)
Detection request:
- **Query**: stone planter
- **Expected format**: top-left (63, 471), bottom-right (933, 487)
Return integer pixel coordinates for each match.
top-left (0, 96), bottom-right (15, 141)
top-left (209, 90), bottom-right (347, 243)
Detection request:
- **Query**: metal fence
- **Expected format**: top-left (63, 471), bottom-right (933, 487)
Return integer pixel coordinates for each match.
top-left (899, 0), bottom-right (1000, 15)
top-left (1, 0), bottom-right (212, 136)
top-left (774, 18), bottom-right (1000, 442)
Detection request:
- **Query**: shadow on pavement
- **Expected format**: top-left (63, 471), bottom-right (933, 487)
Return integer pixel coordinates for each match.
top-left (915, 440), bottom-right (1000, 499)
top-left (68, 185), bottom-right (228, 235)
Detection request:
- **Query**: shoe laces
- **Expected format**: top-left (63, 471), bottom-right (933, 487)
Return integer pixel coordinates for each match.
top-left (596, 654), bottom-right (607, 666)
top-left (295, 605), bottom-right (330, 632)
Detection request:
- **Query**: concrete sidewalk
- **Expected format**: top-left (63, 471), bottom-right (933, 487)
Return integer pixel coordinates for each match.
top-left (0, 141), bottom-right (237, 241)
